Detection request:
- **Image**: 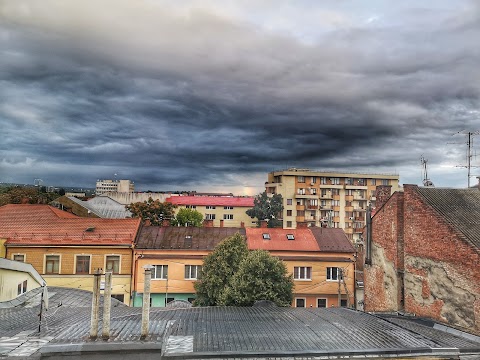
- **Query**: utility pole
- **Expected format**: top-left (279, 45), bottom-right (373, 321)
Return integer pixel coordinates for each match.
top-left (451, 131), bottom-right (479, 187)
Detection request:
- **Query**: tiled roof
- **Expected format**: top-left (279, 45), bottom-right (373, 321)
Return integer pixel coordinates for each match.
top-left (135, 226), bottom-right (246, 250)
top-left (246, 228), bottom-right (320, 251)
top-left (0, 204), bottom-right (141, 246)
top-left (166, 196), bottom-right (254, 207)
top-left (309, 227), bottom-right (356, 253)
top-left (416, 187), bottom-right (480, 249)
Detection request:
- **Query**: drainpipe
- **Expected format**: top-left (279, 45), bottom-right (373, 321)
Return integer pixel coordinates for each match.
top-left (365, 204), bottom-right (372, 265)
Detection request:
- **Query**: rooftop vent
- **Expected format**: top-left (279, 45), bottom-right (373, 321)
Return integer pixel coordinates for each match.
top-left (262, 233), bottom-right (271, 240)
top-left (286, 234), bottom-right (295, 240)
top-left (85, 227), bottom-right (95, 232)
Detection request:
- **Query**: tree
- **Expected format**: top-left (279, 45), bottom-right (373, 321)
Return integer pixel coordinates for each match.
top-left (171, 208), bottom-right (203, 227)
top-left (126, 197), bottom-right (176, 225)
top-left (224, 250), bottom-right (293, 307)
top-left (194, 233), bottom-right (248, 306)
top-left (246, 191), bottom-right (283, 228)
top-left (194, 233), bottom-right (294, 307)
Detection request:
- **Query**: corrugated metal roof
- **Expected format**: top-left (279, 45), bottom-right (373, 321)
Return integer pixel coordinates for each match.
top-left (135, 226), bottom-right (246, 250)
top-left (416, 187), bottom-right (480, 249)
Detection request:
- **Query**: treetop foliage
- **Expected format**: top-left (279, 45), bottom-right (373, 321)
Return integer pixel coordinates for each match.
top-left (126, 197), bottom-right (176, 226)
top-left (246, 191), bottom-right (283, 228)
top-left (171, 207), bottom-right (204, 227)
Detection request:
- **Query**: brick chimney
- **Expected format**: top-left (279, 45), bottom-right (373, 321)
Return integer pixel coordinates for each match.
top-left (375, 185), bottom-right (392, 210)
top-left (220, 219), bottom-right (224, 228)
top-left (240, 221), bottom-right (245, 228)
top-left (260, 220), bottom-right (268, 228)
top-left (297, 221), bottom-right (308, 229)
top-left (162, 219), bottom-right (171, 227)
top-left (203, 219), bottom-right (214, 228)
top-left (144, 219), bottom-right (151, 226)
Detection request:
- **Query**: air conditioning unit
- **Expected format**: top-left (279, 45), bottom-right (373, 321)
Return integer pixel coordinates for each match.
top-left (349, 217), bottom-right (354, 220)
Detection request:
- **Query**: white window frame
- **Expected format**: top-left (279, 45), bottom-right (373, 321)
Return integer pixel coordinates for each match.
top-left (184, 265), bottom-right (202, 280)
top-left (223, 214), bottom-right (233, 220)
top-left (294, 266), bottom-right (312, 280)
top-left (223, 206), bottom-right (234, 210)
top-left (105, 254), bottom-right (121, 274)
top-left (205, 213), bottom-right (216, 220)
top-left (326, 267), bottom-right (342, 281)
top-left (44, 254), bottom-right (61, 275)
top-left (152, 265), bottom-right (168, 280)
top-left (297, 176), bottom-right (305, 183)
top-left (75, 254), bottom-right (92, 275)
top-left (12, 253), bottom-right (26, 262)
top-left (295, 297), bottom-right (306, 308)
top-left (205, 206), bottom-right (216, 210)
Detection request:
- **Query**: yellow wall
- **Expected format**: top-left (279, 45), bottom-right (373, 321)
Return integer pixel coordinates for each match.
top-left (174, 205), bottom-right (256, 228)
top-left (0, 239), bottom-right (6, 258)
top-left (0, 269), bottom-right (43, 302)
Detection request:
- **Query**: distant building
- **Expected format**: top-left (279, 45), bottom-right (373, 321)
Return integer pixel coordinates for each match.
top-left (52, 196), bottom-right (132, 219)
top-left (265, 168), bottom-right (400, 242)
top-left (166, 196), bottom-right (257, 228)
top-left (95, 179), bottom-right (134, 195)
top-left (0, 257), bottom-right (45, 302)
top-left (364, 185), bottom-right (480, 335)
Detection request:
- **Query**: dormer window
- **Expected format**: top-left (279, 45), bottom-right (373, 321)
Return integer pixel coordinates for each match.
top-left (286, 234), bottom-right (295, 240)
top-left (262, 233), bottom-right (271, 240)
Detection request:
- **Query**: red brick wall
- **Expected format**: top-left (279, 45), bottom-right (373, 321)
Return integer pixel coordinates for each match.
top-left (364, 192), bottom-right (404, 312)
top-left (403, 185), bottom-right (480, 333)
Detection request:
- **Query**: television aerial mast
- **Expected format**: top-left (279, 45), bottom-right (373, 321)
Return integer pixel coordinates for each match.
top-left (420, 156), bottom-right (434, 187)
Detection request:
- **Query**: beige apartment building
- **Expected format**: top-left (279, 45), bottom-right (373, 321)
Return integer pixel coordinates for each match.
top-left (265, 168), bottom-right (400, 242)
top-left (95, 179), bottom-right (134, 195)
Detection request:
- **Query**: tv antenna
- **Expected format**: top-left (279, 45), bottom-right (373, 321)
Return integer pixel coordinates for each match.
top-left (450, 131), bottom-right (479, 187)
top-left (420, 156), bottom-right (434, 187)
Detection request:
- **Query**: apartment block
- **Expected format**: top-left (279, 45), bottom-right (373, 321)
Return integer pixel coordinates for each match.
top-left (95, 179), bottom-right (134, 195)
top-left (265, 168), bottom-right (400, 242)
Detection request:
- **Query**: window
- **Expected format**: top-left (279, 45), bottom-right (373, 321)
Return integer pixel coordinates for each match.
top-left (371, 179), bottom-right (376, 186)
top-left (346, 189), bottom-right (353, 196)
top-left (153, 265), bottom-right (168, 279)
top-left (286, 210), bottom-right (292, 216)
top-left (296, 199), bottom-right (304, 205)
top-left (310, 188), bottom-right (317, 195)
top-left (341, 299), bottom-right (348, 307)
top-left (294, 266), bottom-right (312, 280)
top-left (295, 298), bottom-right (306, 307)
top-left (185, 265), bottom-right (202, 279)
top-left (13, 254), bottom-right (25, 262)
top-left (311, 176), bottom-right (316, 184)
top-left (286, 221), bottom-right (292, 228)
top-left (298, 176), bottom-right (305, 183)
top-left (332, 189), bottom-right (340, 195)
top-left (224, 206), bottom-right (233, 210)
top-left (286, 199), bottom-right (293, 205)
top-left (111, 294), bottom-right (125, 303)
top-left (297, 188), bottom-right (306, 195)
top-left (223, 214), bottom-right (234, 220)
top-left (45, 255), bottom-right (60, 274)
top-left (17, 280), bottom-right (27, 296)
top-left (317, 298), bottom-right (327, 308)
top-left (106, 255), bottom-right (120, 274)
top-left (332, 200), bottom-right (340, 206)
top-left (205, 213), bottom-right (216, 220)
top-left (327, 267), bottom-right (342, 281)
top-left (262, 233), bottom-right (271, 240)
top-left (206, 206), bottom-right (216, 209)
top-left (186, 205), bottom-right (196, 209)
top-left (76, 255), bottom-right (90, 274)
top-left (331, 178), bottom-right (340, 185)
top-left (345, 178), bottom-right (352, 185)
top-left (165, 297), bottom-right (174, 306)
top-left (286, 234), bottom-right (295, 240)
top-left (320, 177), bottom-right (327, 184)
top-left (381, 179), bottom-right (389, 185)
top-left (297, 210), bottom-right (305, 217)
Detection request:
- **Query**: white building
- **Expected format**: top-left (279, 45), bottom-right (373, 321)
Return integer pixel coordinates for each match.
top-left (95, 179), bottom-right (134, 196)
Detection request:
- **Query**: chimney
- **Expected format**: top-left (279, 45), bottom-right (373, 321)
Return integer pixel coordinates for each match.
top-left (203, 219), bottom-right (214, 228)
top-left (144, 219), bottom-right (151, 226)
top-left (297, 222), bottom-right (308, 229)
top-left (260, 220), bottom-right (268, 228)
top-left (375, 185), bottom-right (392, 210)
top-left (162, 219), bottom-right (170, 227)
top-left (220, 219), bottom-right (224, 228)
top-left (240, 221), bottom-right (245, 228)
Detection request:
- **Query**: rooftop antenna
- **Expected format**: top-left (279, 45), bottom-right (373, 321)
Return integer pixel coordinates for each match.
top-left (450, 131), bottom-right (479, 188)
top-left (420, 156), bottom-right (434, 187)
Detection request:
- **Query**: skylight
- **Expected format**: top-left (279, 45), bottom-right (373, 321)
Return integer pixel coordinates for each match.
top-left (262, 233), bottom-right (271, 240)
top-left (286, 234), bottom-right (295, 240)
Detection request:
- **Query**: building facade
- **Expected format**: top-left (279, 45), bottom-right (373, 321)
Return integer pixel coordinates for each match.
top-left (0, 257), bottom-right (45, 302)
top-left (364, 185), bottom-right (480, 335)
top-left (265, 168), bottom-right (400, 242)
top-left (95, 179), bottom-right (134, 195)
top-left (0, 204), bottom-right (141, 305)
top-left (166, 196), bottom-right (257, 228)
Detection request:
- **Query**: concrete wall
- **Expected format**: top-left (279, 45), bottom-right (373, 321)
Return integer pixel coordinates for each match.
top-left (0, 269), bottom-right (42, 301)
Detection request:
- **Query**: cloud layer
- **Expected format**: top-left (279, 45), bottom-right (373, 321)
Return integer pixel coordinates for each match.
top-left (1, 0), bottom-right (479, 193)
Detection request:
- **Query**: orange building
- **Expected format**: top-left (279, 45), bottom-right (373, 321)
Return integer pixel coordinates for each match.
top-left (246, 226), bottom-right (356, 308)
top-left (0, 204), bottom-right (141, 305)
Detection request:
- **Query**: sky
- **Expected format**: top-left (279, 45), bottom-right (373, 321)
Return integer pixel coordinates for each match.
top-left (1, 0), bottom-right (479, 195)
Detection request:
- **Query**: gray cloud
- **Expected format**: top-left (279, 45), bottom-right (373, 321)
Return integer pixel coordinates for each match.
top-left (1, 0), bottom-right (479, 193)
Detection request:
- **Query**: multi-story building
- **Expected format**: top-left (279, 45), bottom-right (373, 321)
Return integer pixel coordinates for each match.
top-left (265, 168), bottom-right (400, 242)
top-left (166, 196), bottom-right (257, 228)
top-left (95, 179), bottom-right (134, 195)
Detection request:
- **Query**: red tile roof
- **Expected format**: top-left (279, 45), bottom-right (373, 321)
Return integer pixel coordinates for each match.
top-left (0, 204), bottom-right (141, 246)
top-left (246, 228), bottom-right (320, 252)
top-left (166, 196), bottom-right (254, 207)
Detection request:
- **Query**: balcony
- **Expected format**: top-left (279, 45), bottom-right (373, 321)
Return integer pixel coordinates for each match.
top-left (306, 205), bottom-right (318, 210)
top-left (296, 193), bottom-right (319, 199)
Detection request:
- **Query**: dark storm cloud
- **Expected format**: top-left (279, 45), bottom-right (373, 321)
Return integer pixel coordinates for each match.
top-left (1, 0), bottom-right (479, 191)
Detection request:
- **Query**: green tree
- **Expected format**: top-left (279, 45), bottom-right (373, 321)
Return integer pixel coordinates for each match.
top-left (171, 208), bottom-right (204, 227)
top-left (126, 197), bottom-right (176, 225)
top-left (246, 191), bottom-right (283, 228)
top-left (224, 250), bottom-right (294, 307)
top-left (194, 233), bottom-right (248, 306)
